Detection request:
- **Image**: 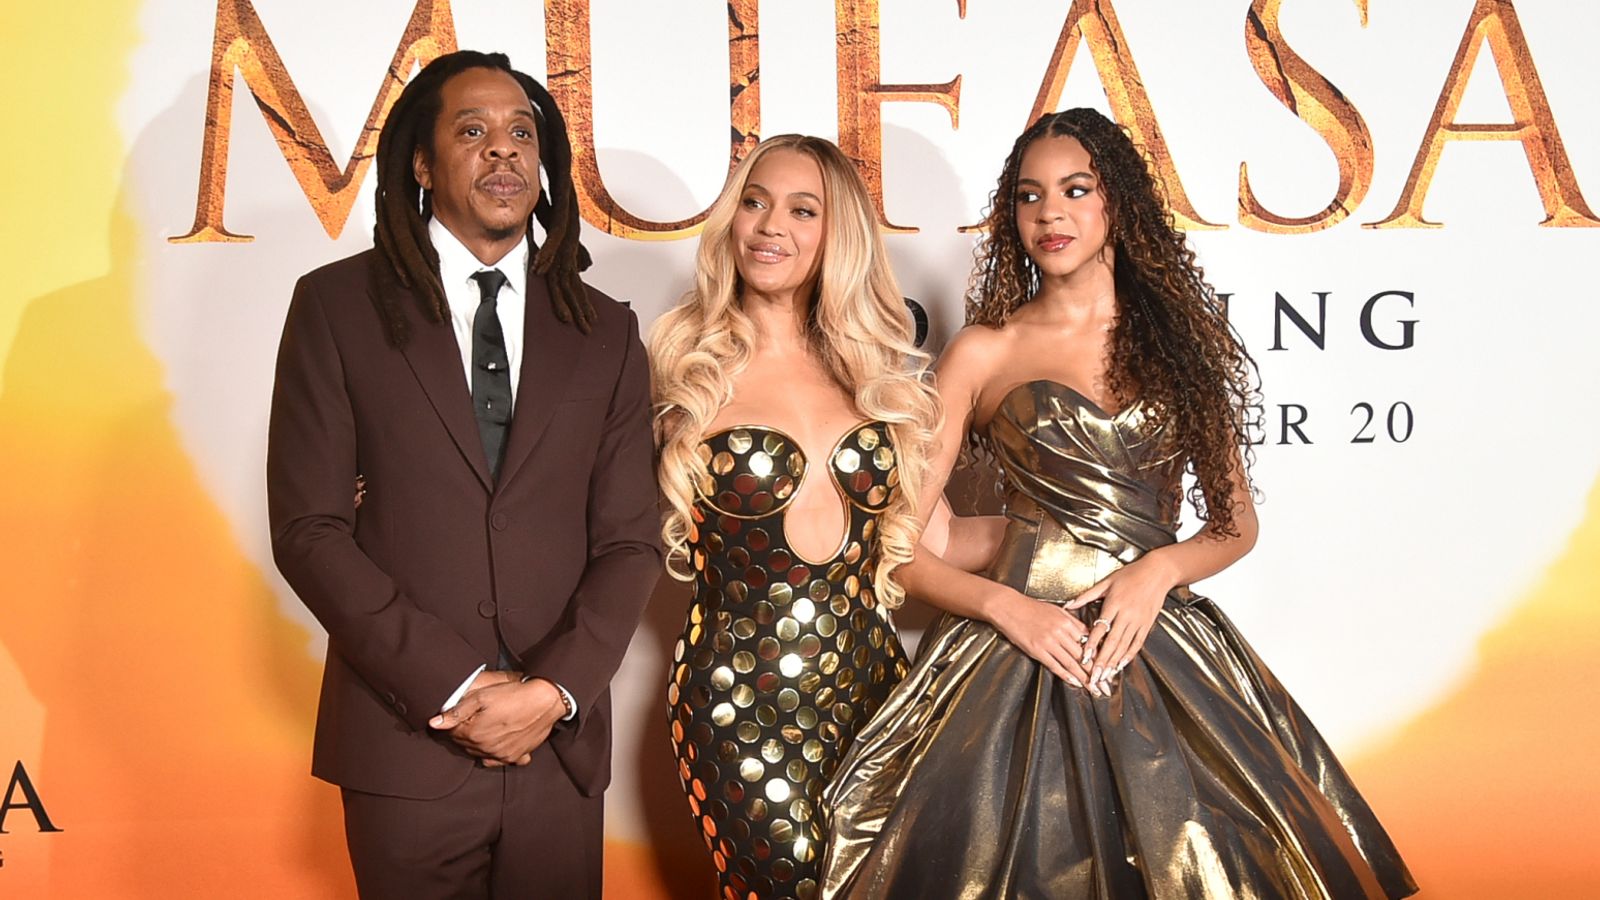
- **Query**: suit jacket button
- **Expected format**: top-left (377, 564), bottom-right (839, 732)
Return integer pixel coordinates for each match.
top-left (394, 701), bottom-right (408, 716)
top-left (491, 512), bottom-right (509, 531)
top-left (478, 599), bottom-right (496, 618)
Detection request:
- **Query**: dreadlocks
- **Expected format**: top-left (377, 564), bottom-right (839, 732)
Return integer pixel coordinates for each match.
top-left (371, 50), bottom-right (594, 346)
top-left (968, 108), bottom-right (1261, 537)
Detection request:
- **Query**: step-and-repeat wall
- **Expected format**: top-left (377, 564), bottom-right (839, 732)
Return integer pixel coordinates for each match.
top-left (3, 1), bottom-right (1597, 896)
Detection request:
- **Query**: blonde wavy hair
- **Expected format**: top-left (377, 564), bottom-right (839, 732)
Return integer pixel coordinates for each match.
top-left (649, 134), bottom-right (940, 608)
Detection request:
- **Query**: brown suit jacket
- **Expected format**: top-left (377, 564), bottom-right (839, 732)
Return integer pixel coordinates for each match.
top-left (267, 248), bottom-right (661, 800)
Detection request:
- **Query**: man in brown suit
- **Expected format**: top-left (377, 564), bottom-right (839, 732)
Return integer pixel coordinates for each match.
top-left (267, 51), bottom-right (660, 899)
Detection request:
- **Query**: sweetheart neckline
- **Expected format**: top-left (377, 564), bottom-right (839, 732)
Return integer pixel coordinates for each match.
top-left (992, 379), bottom-right (1141, 424)
top-left (697, 419), bottom-right (892, 568)
top-left (700, 419), bottom-right (890, 464)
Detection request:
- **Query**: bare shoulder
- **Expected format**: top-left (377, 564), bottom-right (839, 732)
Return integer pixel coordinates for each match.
top-left (936, 324), bottom-right (1015, 387)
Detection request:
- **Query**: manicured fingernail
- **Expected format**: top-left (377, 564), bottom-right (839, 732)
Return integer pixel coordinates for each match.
top-left (1091, 666), bottom-right (1103, 683)
top-left (1067, 675), bottom-right (1083, 688)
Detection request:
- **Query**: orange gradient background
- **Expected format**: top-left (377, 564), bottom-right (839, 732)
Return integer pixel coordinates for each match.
top-left (1, 4), bottom-right (1597, 898)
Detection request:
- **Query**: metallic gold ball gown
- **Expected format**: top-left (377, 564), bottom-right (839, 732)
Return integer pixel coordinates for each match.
top-left (821, 382), bottom-right (1417, 899)
top-left (669, 422), bottom-right (911, 900)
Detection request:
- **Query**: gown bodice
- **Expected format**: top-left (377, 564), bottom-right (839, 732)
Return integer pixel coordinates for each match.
top-left (984, 380), bottom-right (1186, 601)
top-left (688, 421), bottom-right (901, 613)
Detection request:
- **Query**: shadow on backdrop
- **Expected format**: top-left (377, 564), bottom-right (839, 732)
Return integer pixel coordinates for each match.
top-left (0, 76), bottom-right (351, 897)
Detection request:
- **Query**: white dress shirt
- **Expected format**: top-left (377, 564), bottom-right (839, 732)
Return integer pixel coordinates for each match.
top-left (428, 218), bottom-right (574, 722)
top-left (430, 217), bottom-right (528, 407)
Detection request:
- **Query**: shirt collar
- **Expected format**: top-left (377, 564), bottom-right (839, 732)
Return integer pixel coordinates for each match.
top-left (428, 217), bottom-right (529, 304)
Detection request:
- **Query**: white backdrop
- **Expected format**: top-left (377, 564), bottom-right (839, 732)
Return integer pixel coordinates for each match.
top-left (115, 0), bottom-right (1600, 853)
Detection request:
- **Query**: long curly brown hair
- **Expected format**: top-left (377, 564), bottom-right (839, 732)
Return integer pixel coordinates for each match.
top-left (968, 108), bottom-right (1259, 535)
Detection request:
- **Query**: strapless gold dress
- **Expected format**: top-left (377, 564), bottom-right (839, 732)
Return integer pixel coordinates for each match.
top-left (670, 421), bottom-right (911, 900)
top-left (820, 382), bottom-right (1416, 899)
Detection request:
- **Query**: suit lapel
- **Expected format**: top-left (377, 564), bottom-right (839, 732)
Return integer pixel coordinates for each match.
top-left (389, 283), bottom-right (495, 492)
top-left (497, 269), bottom-right (585, 489)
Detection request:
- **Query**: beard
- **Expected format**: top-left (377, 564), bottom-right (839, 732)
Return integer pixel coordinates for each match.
top-left (485, 222), bottom-right (523, 243)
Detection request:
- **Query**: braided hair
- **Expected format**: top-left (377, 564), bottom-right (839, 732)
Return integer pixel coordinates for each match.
top-left (968, 108), bottom-right (1261, 536)
top-left (371, 50), bottom-right (594, 345)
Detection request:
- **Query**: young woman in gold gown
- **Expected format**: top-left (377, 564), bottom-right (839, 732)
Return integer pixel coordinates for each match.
top-left (820, 109), bottom-right (1417, 900)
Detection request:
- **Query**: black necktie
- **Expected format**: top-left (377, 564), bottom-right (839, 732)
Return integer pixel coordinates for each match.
top-left (470, 268), bottom-right (513, 481)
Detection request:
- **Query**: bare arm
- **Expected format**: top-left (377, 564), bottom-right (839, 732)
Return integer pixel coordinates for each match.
top-left (1140, 476), bottom-right (1258, 588)
top-left (919, 496), bottom-right (1006, 574)
top-left (896, 328), bottom-right (1093, 685)
top-left (1069, 451), bottom-right (1258, 692)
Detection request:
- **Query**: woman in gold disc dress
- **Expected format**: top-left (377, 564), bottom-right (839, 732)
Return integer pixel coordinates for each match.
top-left (650, 135), bottom-right (949, 900)
top-left (820, 110), bottom-right (1417, 899)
